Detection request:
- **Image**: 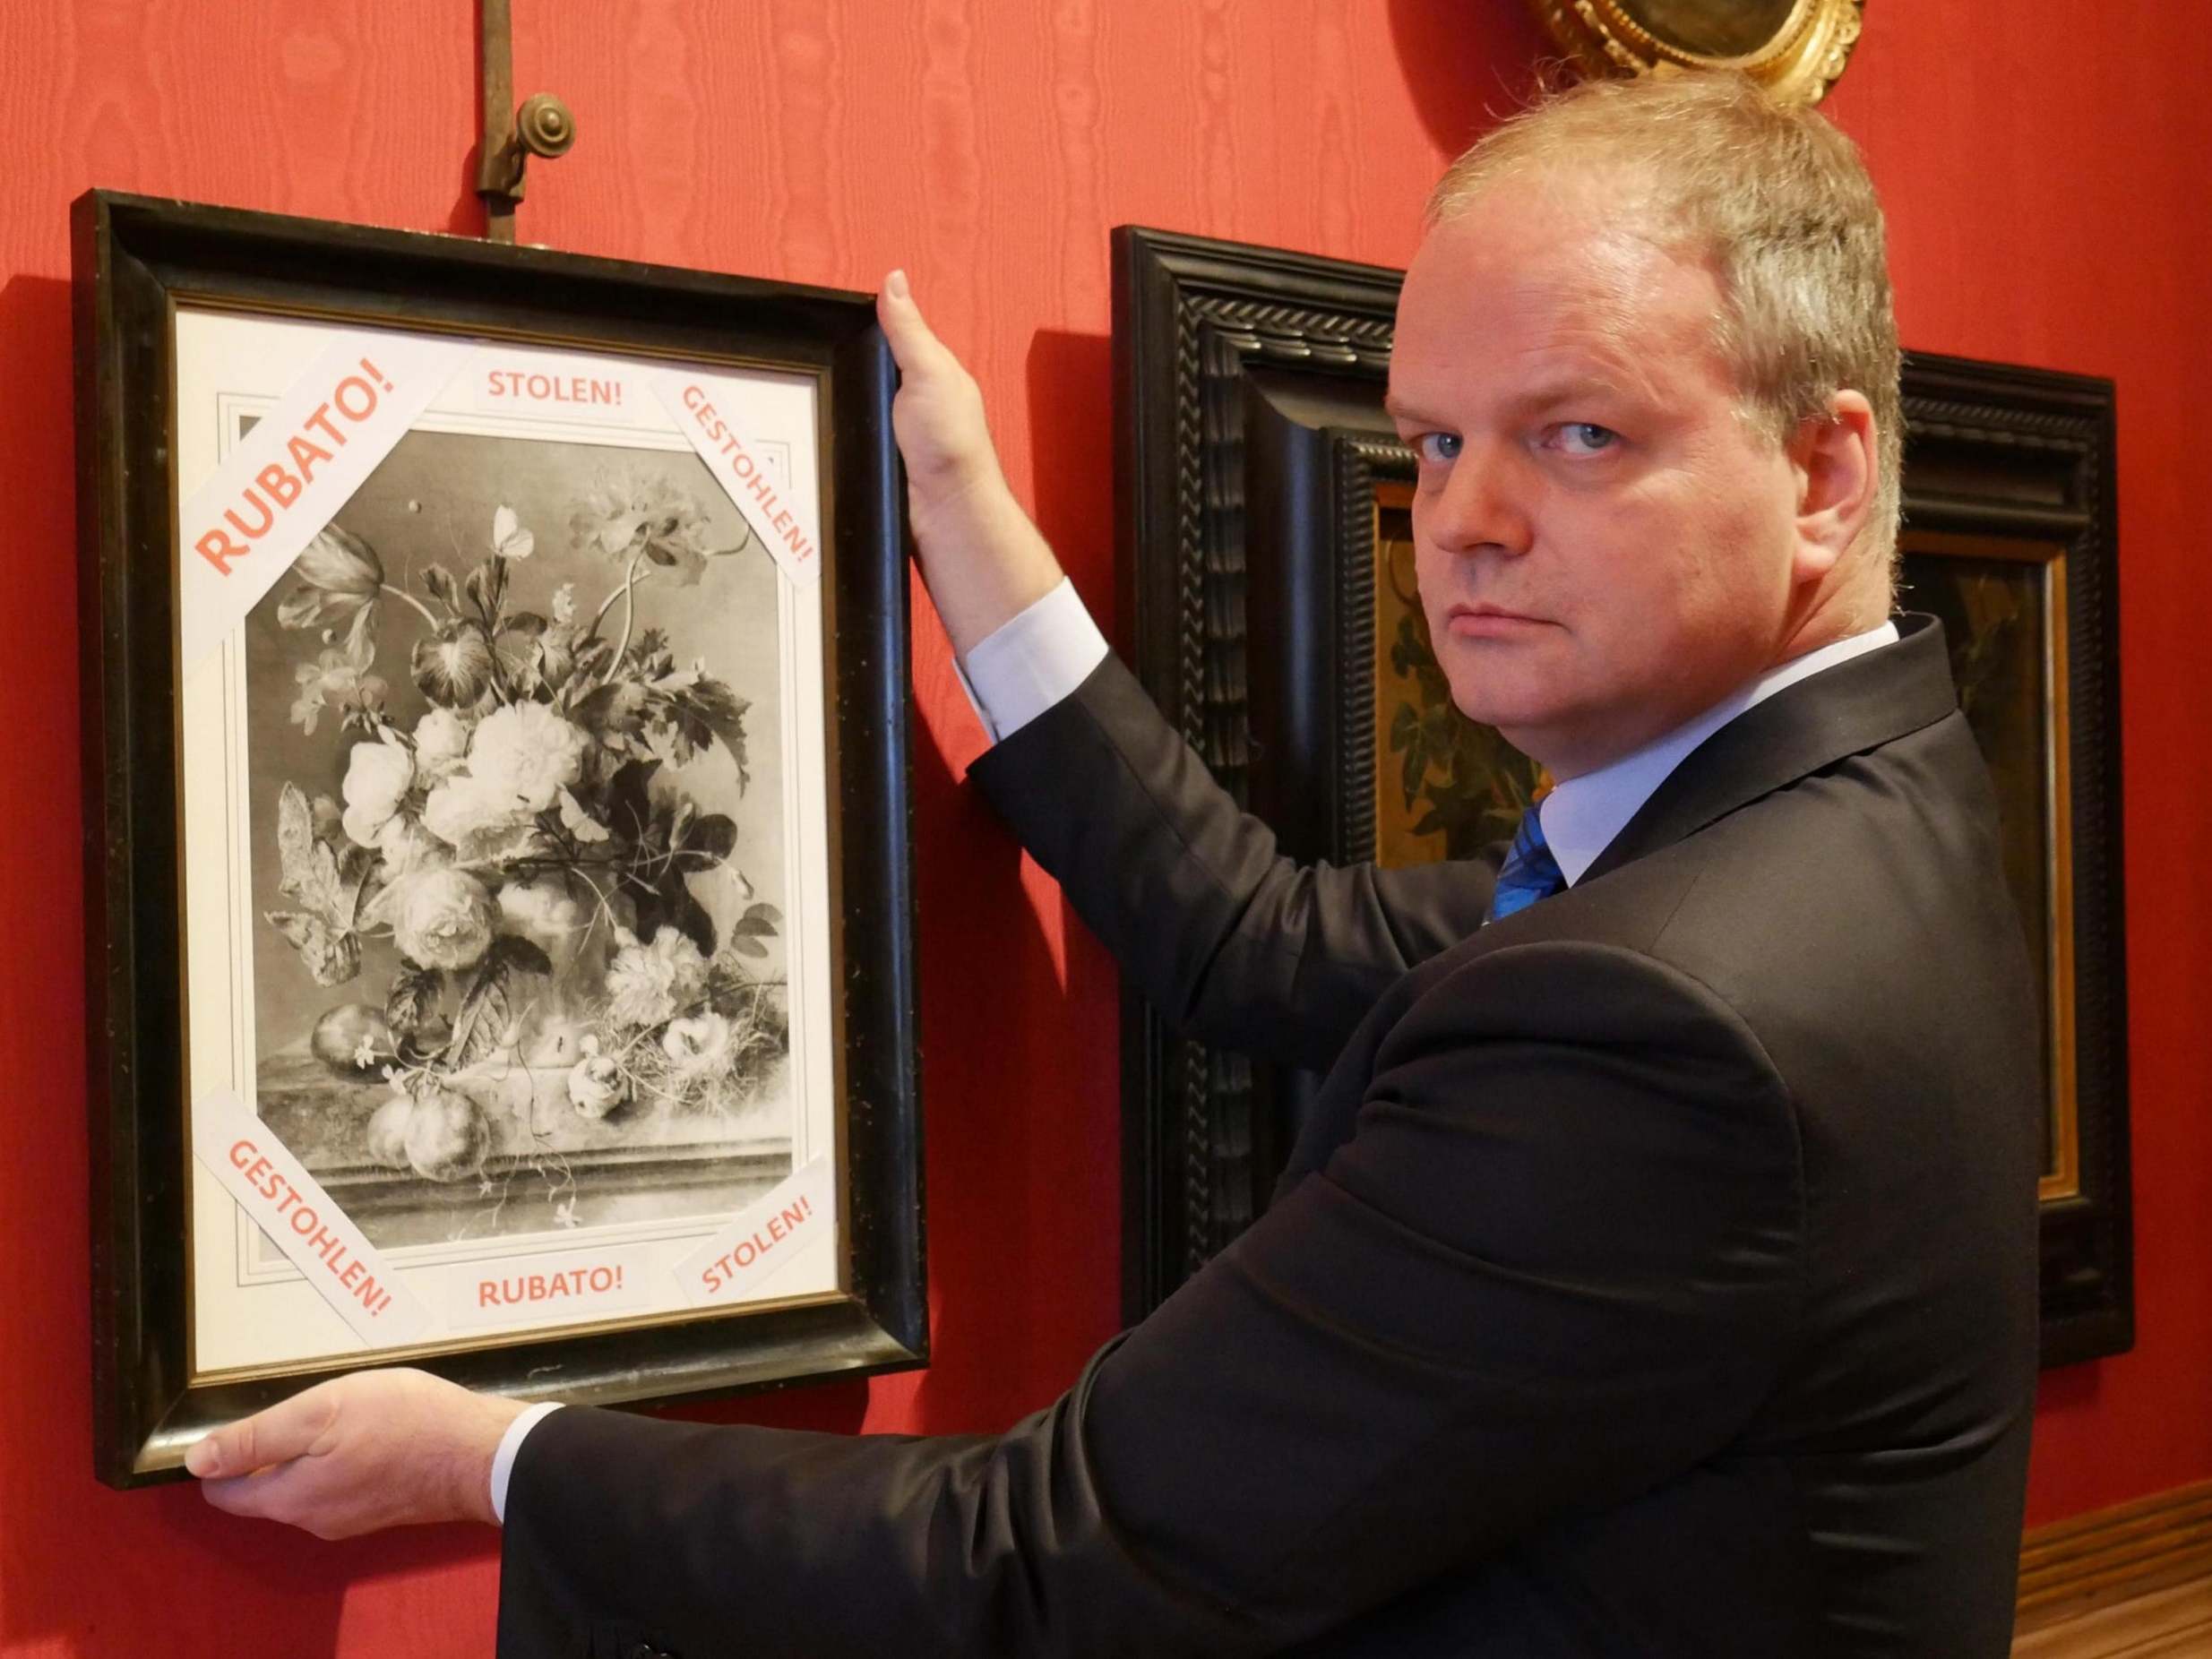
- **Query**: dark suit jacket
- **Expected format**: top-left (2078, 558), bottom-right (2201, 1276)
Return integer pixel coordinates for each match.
top-left (498, 613), bottom-right (2042, 1658)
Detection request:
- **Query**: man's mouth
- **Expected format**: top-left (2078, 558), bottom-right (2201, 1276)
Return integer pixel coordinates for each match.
top-left (1443, 603), bottom-right (1550, 639)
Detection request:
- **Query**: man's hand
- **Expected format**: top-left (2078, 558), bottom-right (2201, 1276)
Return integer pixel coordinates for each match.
top-left (187, 1368), bottom-right (528, 1539)
top-left (876, 270), bottom-right (1064, 656)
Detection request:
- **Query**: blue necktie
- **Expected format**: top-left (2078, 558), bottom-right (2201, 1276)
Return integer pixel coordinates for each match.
top-left (1486, 805), bottom-right (1567, 924)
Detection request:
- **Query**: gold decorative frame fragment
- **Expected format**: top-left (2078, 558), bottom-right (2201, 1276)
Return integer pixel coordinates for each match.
top-left (1527, 0), bottom-right (1866, 107)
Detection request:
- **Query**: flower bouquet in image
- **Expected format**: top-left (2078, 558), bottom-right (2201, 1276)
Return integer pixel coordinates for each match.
top-left (264, 472), bottom-right (788, 1191)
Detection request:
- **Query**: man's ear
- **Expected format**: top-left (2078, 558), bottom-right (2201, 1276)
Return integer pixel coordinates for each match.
top-left (1788, 391), bottom-right (1878, 582)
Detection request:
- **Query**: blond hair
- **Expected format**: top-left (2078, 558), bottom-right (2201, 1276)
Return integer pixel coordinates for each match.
top-left (1427, 73), bottom-right (1903, 566)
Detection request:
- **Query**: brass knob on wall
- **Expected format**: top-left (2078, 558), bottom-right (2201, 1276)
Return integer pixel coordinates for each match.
top-left (516, 93), bottom-right (575, 160)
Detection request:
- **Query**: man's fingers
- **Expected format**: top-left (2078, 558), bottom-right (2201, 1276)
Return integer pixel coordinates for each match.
top-left (200, 1459), bottom-right (363, 1539)
top-left (199, 1463), bottom-right (305, 1523)
top-left (180, 1369), bottom-right (517, 1538)
top-left (185, 1385), bottom-right (338, 1478)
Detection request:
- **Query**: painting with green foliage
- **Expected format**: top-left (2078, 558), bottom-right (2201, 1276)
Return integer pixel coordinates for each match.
top-left (1371, 488), bottom-right (1542, 870)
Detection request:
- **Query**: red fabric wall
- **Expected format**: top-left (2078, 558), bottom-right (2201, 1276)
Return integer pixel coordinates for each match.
top-left (0, 1), bottom-right (2202, 1651)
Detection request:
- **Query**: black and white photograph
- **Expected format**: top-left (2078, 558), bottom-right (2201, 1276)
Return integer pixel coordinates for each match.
top-left (169, 302), bottom-right (847, 1378)
top-left (244, 432), bottom-right (797, 1252)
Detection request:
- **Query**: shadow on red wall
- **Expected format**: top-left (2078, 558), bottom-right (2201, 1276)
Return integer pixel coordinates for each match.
top-left (1389, 0), bottom-right (1556, 154)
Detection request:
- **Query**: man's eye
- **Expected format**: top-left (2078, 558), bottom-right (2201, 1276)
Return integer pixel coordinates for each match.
top-left (1552, 423), bottom-right (1620, 456)
top-left (1413, 432), bottom-right (1461, 464)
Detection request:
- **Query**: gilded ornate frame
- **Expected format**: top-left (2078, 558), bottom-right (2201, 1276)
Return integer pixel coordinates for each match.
top-left (1527, 0), bottom-right (1867, 106)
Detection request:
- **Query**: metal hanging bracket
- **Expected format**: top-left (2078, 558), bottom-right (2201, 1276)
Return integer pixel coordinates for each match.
top-left (475, 0), bottom-right (574, 243)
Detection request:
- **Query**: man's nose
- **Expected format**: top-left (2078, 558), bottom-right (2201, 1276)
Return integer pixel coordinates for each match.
top-left (1421, 441), bottom-right (1535, 558)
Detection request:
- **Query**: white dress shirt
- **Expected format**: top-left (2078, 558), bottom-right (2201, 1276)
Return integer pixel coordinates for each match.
top-left (1535, 620), bottom-right (1899, 885)
top-left (490, 1401), bottom-right (563, 1521)
top-left (950, 578), bottom-right (1114, 744)
top-left (486, 584), bottom-right (1896, 1518)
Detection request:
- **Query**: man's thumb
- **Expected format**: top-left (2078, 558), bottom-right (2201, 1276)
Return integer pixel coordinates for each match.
top-left (186, 1388), bottom-right (336, 1477)
top-left (876, 270), bottom-right (944, 373)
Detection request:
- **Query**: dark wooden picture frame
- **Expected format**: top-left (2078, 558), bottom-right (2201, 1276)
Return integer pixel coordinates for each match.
top-left (1894, 356), bottom-right (2130, 1366)
top-left (75, 191), bottom-right (924, 1488)
top-left (1111, 224), bottom-right (2130, 1367)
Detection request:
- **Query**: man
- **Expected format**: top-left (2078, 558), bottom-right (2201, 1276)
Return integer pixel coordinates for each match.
top-left (192, 73), bottom-right (2041, 1655)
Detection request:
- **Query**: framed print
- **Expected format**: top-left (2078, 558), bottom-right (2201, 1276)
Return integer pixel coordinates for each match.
top-left (75, 192), bottom-right (922, 1488)
top-left (1112, 225), bottom-right (2130, 1366)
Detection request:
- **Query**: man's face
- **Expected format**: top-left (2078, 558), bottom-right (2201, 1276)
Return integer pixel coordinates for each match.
top-left (1387, 173), bottom-right (1809, 778)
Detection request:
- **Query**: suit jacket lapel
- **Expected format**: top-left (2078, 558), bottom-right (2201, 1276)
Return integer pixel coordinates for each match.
top-left (1579, 613), bottom-right (1959, 885)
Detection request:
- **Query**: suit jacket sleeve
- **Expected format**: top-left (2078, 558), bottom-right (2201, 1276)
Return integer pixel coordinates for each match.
top-left (965, 653), bottom-right (1500, 1072)
top-left (496, 942), bottom-right (1805, 1659)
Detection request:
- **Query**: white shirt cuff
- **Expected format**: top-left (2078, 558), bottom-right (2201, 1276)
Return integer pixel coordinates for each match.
top-left (489, 1401), bottom-right (564, 1524)
top-left (951, 577), bottom-right (1109, 744)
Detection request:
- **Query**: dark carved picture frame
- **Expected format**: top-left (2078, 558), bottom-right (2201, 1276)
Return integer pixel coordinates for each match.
top-left (1110, 223), bottom-right (2130, 1368)
top-left (75, 191), bottom-right (925, 1487)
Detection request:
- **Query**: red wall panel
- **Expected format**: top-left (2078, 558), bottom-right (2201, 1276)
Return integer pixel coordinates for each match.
top-left (0, 1), bottom-right (2200, 1650)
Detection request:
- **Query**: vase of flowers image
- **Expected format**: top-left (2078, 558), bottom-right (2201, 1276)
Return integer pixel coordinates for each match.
top-left (259, 469), bottom-right (788, 1197)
